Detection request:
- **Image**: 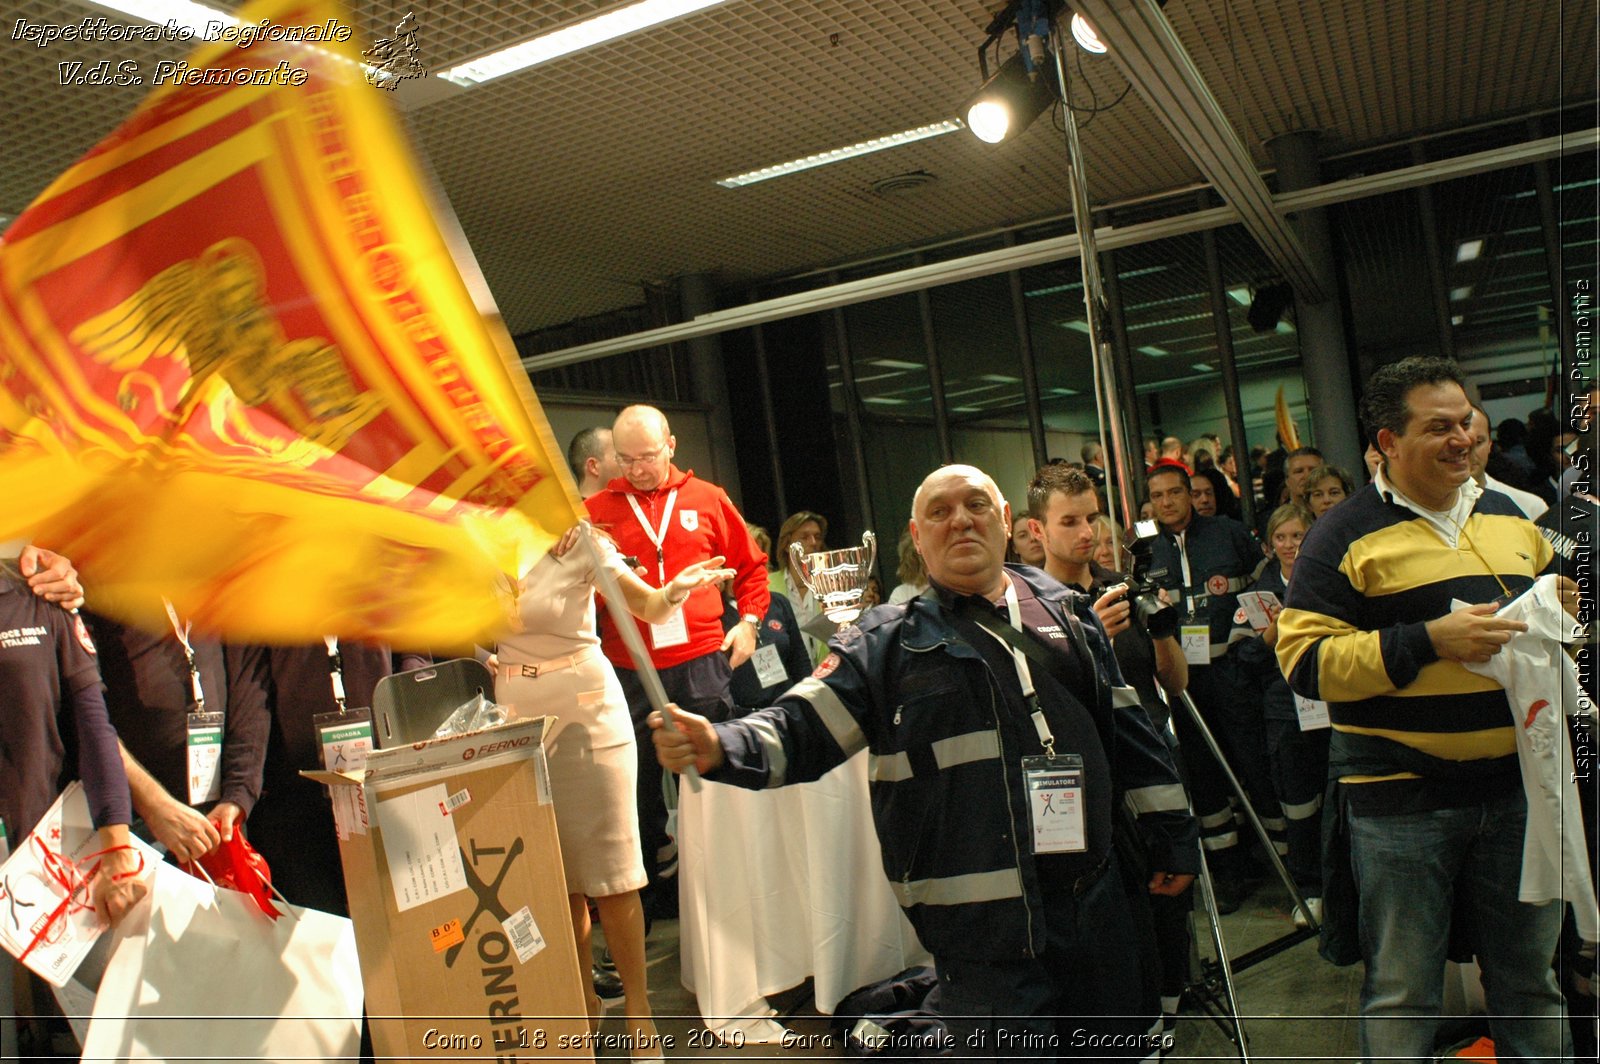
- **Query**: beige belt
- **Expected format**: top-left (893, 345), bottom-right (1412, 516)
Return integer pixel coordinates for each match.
top-left (499, 644), bottom-right (599, 680)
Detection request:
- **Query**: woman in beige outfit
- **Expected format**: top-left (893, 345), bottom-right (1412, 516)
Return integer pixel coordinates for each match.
top-left (496, 527), bottom-right (730, 1044)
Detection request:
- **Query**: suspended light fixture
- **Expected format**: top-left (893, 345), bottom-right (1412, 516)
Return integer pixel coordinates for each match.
top-left (962, 50), bottom-right (1058, 144)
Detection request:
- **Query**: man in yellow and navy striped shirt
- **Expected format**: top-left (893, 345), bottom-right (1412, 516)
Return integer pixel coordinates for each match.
top-left (1277, 356), bottom-right (1577, 1063)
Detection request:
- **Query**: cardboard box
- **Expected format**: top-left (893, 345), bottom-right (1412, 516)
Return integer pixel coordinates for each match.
top-left (308, 717), bottom-right (592, 1061)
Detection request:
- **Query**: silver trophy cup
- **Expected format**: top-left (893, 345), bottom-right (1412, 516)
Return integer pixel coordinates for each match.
top-left (790, 530), bottom-right (877, 625)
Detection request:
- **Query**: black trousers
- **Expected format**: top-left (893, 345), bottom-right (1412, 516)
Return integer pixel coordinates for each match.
top-left (934, 852), bottom-right (1165, 1062)
top-left (1183, 658), bottom-right (1285, 867)
top-left (616, 652), bottom-right (734, 919)
top-left (246, 778), bottom-right (349, 917)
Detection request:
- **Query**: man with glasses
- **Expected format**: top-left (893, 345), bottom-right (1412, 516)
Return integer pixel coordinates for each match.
top-left (584, 404), bottom-right (770, 921)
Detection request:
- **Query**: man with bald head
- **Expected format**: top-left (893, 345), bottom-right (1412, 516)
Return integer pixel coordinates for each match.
top-left (584, 404), bottom-right (769, 920)
top-left (651, 464), bottom-right (1197, 1054)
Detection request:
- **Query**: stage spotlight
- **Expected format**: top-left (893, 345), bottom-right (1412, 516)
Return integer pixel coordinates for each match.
top-left (1247, 281), bottom-right (1295, 333)
top-left (1069, 12), bottom-right (1107, 53)
top-left (963, 50), bottom-right (1057, 144)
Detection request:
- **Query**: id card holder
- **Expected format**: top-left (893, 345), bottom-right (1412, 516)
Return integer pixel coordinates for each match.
top-left (1293, 693), bottom-right (1332, 731)
top-left (1180, 624), bottom-right (1210, 666)
top-left (751, 643), bottom-right (787, 687)
top-left (650, 609), bottom-right (689, 650)
top-left (1021, 753), bottom-right (1087, 854)
top-left (313, 708), bottom-right (374, 839)
top-left (185, 710), bottom-right (225, 805)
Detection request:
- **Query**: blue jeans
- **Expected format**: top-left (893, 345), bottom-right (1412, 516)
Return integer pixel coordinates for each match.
top-left (1348, 792), bottom-right (1571, 1063)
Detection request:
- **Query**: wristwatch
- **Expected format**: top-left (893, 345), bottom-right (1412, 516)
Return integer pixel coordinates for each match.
top-left (740, 613), bottom-right (761, 626)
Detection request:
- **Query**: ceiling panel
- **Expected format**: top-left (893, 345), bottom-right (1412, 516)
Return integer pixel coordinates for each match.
top-left (1, 0), bottom-right (1595, 339)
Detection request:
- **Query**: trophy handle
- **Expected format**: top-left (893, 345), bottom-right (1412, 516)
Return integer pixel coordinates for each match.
top-left (789, 541), bottom-right (815, 596)
top-left (860, 530), bottom-right (877, 577)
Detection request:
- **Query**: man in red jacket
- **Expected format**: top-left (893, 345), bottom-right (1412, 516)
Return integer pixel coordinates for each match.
top-left (585, 404), bottom-right (770, 917)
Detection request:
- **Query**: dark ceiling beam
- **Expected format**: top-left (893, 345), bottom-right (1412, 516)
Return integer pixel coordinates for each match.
top-left (1070, 0), bottom-right (1325, 303)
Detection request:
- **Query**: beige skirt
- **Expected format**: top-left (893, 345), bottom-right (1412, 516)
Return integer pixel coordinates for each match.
top-left (495, 651), bottom-right (646, 898)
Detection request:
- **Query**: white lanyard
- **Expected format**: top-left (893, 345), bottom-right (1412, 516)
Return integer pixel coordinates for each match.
top-left (975, 580), bottom-right (1057, 756)
top-left (1174, 529), bottom-right (1193, 588)
top-left (626, 488), bottom-right (679, 583)
top-left (161, 598), bottom-right (205, 710)
top-left (323, 635), bottom-right (347, 710)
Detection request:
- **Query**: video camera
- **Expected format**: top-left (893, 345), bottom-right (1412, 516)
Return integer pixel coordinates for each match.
top-left (1119, 520), bottom-right (1180, 640)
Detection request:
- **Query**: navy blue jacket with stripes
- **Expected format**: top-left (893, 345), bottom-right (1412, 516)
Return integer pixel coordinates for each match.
top-left (706, 564), bottom-right (1200, 964)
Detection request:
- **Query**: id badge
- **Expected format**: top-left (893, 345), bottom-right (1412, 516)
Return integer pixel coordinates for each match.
top-left (1180, 624), bottom-right (1210, 666)
top-left (314, 708), bottom-right (374, 839)
top-left (1021, 754), bottom-right (1087, 854)
top-left (751, 643), bottom-right (787, 688)
top-left (1293, 693), bottom-right (1332, 731)
top-left (185, 710), bottom-right (225, 805)
top-left (650, 609), bottom-right (689, 649)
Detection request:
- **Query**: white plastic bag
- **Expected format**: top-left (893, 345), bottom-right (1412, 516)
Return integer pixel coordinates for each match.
top-left (81, 862), bottom-right (363, 1063)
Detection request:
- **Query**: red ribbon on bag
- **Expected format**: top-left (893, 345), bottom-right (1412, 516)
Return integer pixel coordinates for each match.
top-left (17, 839), bottom-right (144, 963)
top-left (181, 833), bottom-right (279, 920)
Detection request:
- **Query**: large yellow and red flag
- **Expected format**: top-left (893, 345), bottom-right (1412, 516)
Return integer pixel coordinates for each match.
top-left (0, 0), bottom-right (580, 648)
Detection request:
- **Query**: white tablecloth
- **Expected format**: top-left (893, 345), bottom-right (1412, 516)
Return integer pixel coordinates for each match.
top-left (677, 751), bottom-right (930, 1040)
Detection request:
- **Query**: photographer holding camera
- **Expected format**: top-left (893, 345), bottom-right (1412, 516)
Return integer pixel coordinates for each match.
top-left (1026, 463), bottom-right (1194, 1025)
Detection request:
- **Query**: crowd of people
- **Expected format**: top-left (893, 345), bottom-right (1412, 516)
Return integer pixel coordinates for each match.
top-left (2, 365), bottom-right (1596, 1061)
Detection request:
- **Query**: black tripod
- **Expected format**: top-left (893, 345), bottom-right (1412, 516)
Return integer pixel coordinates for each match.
top-left (1172, 688), bottom-right (1319, 1063)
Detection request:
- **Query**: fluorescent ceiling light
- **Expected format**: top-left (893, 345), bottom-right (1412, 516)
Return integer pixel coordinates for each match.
top-left (716, 120), bottom-right (962, 188)
top-left (951, 405), bottom-right (983, 414)
top-left (1227, 286), bottom-right (1251, 306)
top-left (1191, 362), bottom-right (1214, 372)
top-left (443, 0), bottom-right (728, 85)
top-left (1451, 314), bottom-right (1464, 326)
top-left (944, 383), bottom-right (1007, 399)
top-left (84, 0), bottom-right (230, 34)
top-left (1026, 265), bottom-right (1165, 298)
top-left (1450, 286), bottom-right (1473, 301)
top-left (1508, 177), bottom-right (1600, 199)
top-left (980, 373), bottom-right (1019, 383)
top-left (1059, 319), bottom-right (1092, 333)
top-left (89, 0), bottom-right (384, 78)
top-left (862, 396), bottom-right (909, 405)
top-left (1025, 282), bottom-right (1082, 298)
top-left (1275, 320), bottom-right (1295, 334)
top-left (1455, 239), bottom-right (1484, 262)
top-left (1129, 311), bottom-right (1211, 330)
top-left (1049, 387), bottom-right (1079, 396)
top-left (1138, 345), bottom-right (1168, 357)
top-left (869, 359), bottom-right (925, 370)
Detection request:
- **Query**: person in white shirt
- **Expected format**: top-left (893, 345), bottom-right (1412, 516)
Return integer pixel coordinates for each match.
top-left (1468, 403), bottom-right (1547, 520)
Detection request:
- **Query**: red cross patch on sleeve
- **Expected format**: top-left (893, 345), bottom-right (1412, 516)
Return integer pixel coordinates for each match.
top-left (73, 614), bottom-right (97, 655)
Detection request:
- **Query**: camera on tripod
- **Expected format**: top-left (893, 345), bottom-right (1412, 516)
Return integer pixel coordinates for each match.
top-left (1119, 520), bottom-right (1180, 640)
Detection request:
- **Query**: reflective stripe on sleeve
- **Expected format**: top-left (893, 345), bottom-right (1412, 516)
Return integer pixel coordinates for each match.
top-left (788, 676), bottom-right (867, 757)
top-left (742, 714), bottom-right (789, 788)
top-left (1124, 783), bottom-right (1191, 815)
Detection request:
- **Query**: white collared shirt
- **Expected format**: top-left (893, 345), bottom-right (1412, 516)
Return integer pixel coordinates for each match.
top-left (1482, 473), bottom-right (1548, 521)
top-left (1374, 466), bottom-right (1482, 548)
